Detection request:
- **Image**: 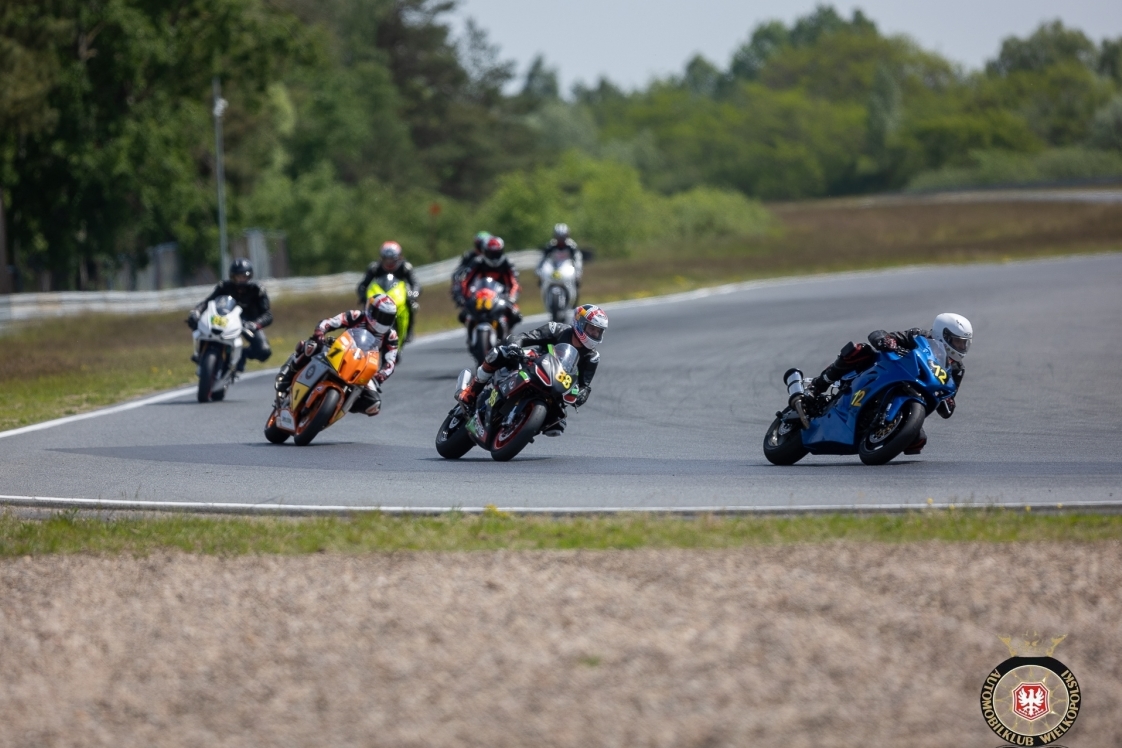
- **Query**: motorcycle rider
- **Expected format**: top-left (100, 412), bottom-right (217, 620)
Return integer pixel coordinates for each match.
top-left (538, 223), bottom-right (583, 297)
top-left (356, 241), bottom-right (420, 343)
top-left (459, 304), bottom-right (608, 436)
top-left (806, 312), bottom-right (973, 453)
top-left (186, 258), bottom-right (272, 371)
top-left (274, 294), bottom-right (400, 416)
top-left (460, 235), bottom-right (523, 329)
top-left (452, 231), bottom-right (491, 319)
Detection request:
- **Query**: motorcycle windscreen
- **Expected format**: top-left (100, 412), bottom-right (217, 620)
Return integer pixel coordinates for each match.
top-left (213, 295), bottom-right (237, 314)
top-left (553, 343), bottom-right (579, 376)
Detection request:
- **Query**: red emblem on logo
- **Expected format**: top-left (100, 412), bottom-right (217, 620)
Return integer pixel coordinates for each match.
top-left (1012, 682), bottom-right (1049, 721)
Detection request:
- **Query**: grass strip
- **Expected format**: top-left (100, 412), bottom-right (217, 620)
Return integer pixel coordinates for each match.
top-left (2, 508), bottom-right (1121, 556)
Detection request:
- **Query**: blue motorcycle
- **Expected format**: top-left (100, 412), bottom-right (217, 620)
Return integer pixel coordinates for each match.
top-left (763, 336), bottom-right (958, 466)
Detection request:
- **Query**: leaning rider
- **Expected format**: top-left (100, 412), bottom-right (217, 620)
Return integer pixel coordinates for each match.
top-left (274, 294), bottom-right (400, 417)
top-left (459, 304), bottom-right (608, 436)
top-left (807, 312), bottom-right (973, 453)
top-left (356, 241), bottom-right (420, 343)
top-left (186, 258), bottom-right (272, 371)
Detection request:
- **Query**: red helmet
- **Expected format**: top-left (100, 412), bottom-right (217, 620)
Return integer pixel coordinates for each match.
top-left (380, 241), bottom-right (403, 271)
top-left (482, 236), bottom-right (505, 267)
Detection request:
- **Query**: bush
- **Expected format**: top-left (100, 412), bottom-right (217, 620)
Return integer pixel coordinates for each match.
top-left (906, 147), bottom-right (1122, 191)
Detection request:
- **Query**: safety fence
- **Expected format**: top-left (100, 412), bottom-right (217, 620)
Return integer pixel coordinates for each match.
top-left (0, 250), bottom-right (539, 327)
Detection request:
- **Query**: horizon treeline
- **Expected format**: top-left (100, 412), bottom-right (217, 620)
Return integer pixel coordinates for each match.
top-left (2, 1), bottom-right (1121, 290)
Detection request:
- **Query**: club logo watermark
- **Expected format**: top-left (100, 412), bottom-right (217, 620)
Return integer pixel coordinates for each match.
top-left (980, 634), bottom-right (1080, 746)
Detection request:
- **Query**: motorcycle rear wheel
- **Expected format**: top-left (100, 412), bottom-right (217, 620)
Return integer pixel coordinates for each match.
top-left (858, 400), bottom-right (925, 466)
top-left (435, 407), bottom-right (475, 459)
top-left (197, 349), bottom-right (220, 403)
top-left (490, 401), bottom-right (547, 462)
top-left (763, 413), bottom-right (808, 465)
top-left (293, 388), bottom-right (341, 446)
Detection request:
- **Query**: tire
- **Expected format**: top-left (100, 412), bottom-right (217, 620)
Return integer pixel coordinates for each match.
top-left (264, 410), bottom-right (290, 444)
top-left (490, 401), bottom-right (547, 462)
top-left (211, 386), bottom-right (227, 402)
top-left (435, 407), bottom-right (475, 459)
top-left (197, 348), bottom-right (220, 403)
top-left (293, 388), bottom-right (341, 446)
top-left (763, 413), bottom-right (809, 466)
top-left (858, 400), bottom-right (925, 466)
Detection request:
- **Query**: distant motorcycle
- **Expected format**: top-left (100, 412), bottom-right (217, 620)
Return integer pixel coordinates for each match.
top-left (537, 254), bottom-right (578, 323)
top-left (436, 343), bottom-right (581, 461)
top-left (264, 328), bottom-right (382, 446)
top-left (764, 335), bottom-right (958, 466)
top-left (192, 295), bottom-right (251, 403)
top-left (364, 271), bottom-right (411, 347)
top-left (464, 277), bottom-right (516, 365)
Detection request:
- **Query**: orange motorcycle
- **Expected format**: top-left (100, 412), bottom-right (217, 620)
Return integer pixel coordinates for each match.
top-left (264, 329), bottom-right (382, 446)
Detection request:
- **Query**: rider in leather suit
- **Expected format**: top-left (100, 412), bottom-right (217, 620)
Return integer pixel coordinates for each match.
top-left (186, 258), bottom-right (273, 370)
top-left (274, 295), bottom-right (400, 416)
top-left (356, 241), bottom-right (420, 342)
top-left (808, 313), bottom-right (973, 453)
top-left (459, 305), bottom-right (608, 436)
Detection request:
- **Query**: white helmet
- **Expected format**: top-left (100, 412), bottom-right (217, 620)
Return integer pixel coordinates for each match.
top-left (932, 312), bottom-right (972, 363)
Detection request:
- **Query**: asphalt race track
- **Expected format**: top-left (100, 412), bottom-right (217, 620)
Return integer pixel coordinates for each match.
top-left (2, 254), bottom-right (1121, 511)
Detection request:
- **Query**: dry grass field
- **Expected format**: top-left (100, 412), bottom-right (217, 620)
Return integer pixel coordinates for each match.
top-left (2, 542), bottom-right (1119, 747)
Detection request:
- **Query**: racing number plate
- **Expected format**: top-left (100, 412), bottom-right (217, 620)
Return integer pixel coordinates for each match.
top-left (277, 409), bottom-right (296, 432)
top-left (556, 371), bottom-right (573, 389)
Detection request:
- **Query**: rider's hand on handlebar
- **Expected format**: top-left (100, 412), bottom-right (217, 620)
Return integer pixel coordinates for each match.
top-left (574, 386), bottom-right (590, 407)
top-left (244, 321), bottom-right (259, 333)
top-left (870, 332), bottom-right (897, 352)
top-left (186, 311), bottom-right (200, 330)
top-left (498, 344), bottom-right (524, 361)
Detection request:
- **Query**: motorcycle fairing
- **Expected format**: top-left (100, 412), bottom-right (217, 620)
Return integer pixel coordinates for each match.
top-left (800, 337), bottom-right (956, 455)
top-left (291, 357), bottom-right (329, 412)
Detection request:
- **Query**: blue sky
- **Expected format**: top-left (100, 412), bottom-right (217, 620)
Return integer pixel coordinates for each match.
top-left (453, 0), bottom-right (1122, 92)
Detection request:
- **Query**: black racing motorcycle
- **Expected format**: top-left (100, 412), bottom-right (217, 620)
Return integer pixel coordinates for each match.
top-left (435, 343), bottom-right (581, 461)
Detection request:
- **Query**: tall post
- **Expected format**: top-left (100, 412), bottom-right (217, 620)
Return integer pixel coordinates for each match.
top-left (212, 77), bottom-right (230, 280)
top-left (0, 188), bottom-right (10, 294)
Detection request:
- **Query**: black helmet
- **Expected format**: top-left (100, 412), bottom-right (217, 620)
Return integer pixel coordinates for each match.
top-left (230, 258), bottom-right (253, 282)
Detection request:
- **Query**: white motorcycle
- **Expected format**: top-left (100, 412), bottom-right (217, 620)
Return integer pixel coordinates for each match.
top-left (192, 295), bottom-right (250, 403)
top-left (538, 255), bottom-right (579, 323)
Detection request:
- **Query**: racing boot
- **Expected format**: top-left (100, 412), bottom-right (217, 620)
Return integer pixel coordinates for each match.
top-left (903, 426), bottom-right (928, 455)
top-left (274, 357), bottom-right (298, 398)
top-left (457, 378), bottom-right (485, 409)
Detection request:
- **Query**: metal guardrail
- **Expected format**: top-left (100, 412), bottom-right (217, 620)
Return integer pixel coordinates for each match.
top-left (0, 250), bottom-right (540, 327)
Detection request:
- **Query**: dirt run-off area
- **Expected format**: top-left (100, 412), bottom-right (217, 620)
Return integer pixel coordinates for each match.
top-left (1, 543), bottom-right (1120, 747)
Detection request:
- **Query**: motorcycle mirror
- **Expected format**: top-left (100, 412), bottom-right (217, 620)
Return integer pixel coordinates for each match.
top-left (580, 248), bottom-right (595, 263)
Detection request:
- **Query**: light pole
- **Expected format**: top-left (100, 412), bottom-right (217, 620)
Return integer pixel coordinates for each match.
top-left (212, 77), bottom-right (230, 280)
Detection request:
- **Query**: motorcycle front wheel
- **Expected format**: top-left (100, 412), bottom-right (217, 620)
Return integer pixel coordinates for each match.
top-left (858, 400), bottom-right (925, 465)
top-left (490, 401), bottom-right (547, 462)
top-left (197, 348), bottom-right (220, 403)
top-left (435, 407), bottom-right (475, 459)
top-left (293, 388), bottom-right (341, 446)
top-left (763, 412), bottom-right (808, 465)
top-left (264, 409), bottom-right (291, 444)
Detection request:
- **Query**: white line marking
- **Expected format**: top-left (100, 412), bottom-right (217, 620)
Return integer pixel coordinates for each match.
top-left (0, 369), bottom-right (277, 440)
top-left (0, 494), bottom-right (1116, 515)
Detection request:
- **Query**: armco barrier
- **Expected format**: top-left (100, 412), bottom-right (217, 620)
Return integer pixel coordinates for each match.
top-left (0, 250), bottom-right (539, 327)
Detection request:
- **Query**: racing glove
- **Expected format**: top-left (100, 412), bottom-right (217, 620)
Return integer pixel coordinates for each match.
top-left (186, 311), bottom-right (200, 330)
top-left (937, 397), bottom-right (955, 419)
top-left (244, 321), bottom-right (260, 333)
top-left (303, 338), bottom-right (319, 357)
top-left (498, 344), bottom-right (524, 361)
top-left (574, 386), bottom-right (591, 407)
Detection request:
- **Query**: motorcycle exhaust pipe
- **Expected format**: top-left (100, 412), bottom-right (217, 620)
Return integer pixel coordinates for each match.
top-left (784, 368), bottom-right (810, 429)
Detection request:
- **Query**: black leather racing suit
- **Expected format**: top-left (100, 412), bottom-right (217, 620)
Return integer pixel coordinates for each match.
top-left (476, 322), bottom-right (600, 431)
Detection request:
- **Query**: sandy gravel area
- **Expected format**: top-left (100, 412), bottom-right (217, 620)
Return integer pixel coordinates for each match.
top-left (1, 543), bottom-right (1120, 747)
